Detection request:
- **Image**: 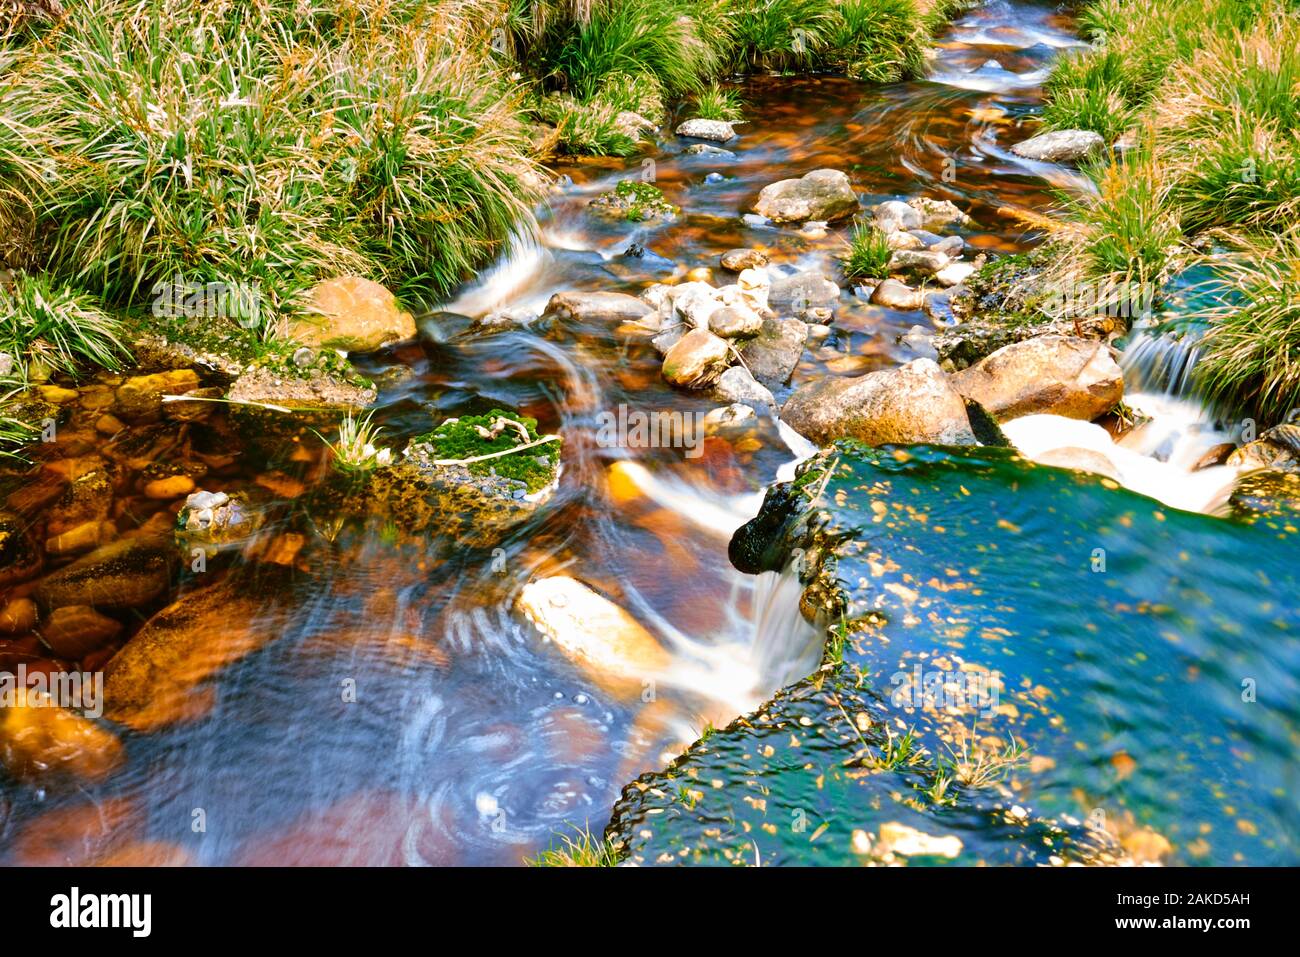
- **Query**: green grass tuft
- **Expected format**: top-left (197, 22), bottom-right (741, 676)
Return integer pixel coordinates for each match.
top-left (0, 273), bottom-right (127, 383)
top-left (840, 220), bottom-right (893, 281)
top-left (527, 823), bottom-right (620, 866)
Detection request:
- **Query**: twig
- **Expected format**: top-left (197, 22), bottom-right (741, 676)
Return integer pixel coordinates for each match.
top-left (431, 433), bottom-right (560, 467)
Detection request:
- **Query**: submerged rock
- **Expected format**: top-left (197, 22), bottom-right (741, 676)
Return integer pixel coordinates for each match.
top-left (34, 537), bottom-right (171, 612)
top-left (543, 291), bottom-right (654, 324)
top-left (0, 688), bottom-right (123, 782)
top-left (289, 275), bottom-right (416, 353)
top-left (38, 604), bottom-right (123, 658)
top-left (720, 248), bottom-right (769, 272)
top-left (753, 169), bottom-right (858, 224)
top-left (683, 143), bottom-right (735, 157)
top-left (950, 335), bottom-right (1123, 422)
top-left (115, 369), bottom-right (201, 421)
top-left (1010, 129), bottom-right (1104, 163)
top-left (517, 576), bottom-right (671, 696)
top-left (176, 490), bottom-right (262, 556)
top-left (102, 575), bottom-right (280, 731)
top-left (0, 511), bottom-right (43, 588)
top-left (319, 409), bottom-right (561, 548)
top-left (781, 357), bottom-right (976, 447)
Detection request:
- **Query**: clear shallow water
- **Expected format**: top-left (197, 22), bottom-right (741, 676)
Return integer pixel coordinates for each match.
top-left (4, 1), bottom-right (1292, 867)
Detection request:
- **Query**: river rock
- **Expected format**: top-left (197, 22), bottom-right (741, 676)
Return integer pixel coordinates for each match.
top-left (115, 369), bottom-right (201, 421)
top-left (684, 143), bottom-right (735, 157)
top-left (226, 366), bottom-right (376, 451)
top-left (662, 329), bottom-right (731, 389)
top-left (708, 304), bottom-right (763, 339)
top-left (871, 278), bottom-right (925, 310)
top-left (0, 597), bottom-right (37, 633)
top-left (101, 576), bottom-right (275, 731)
top-left (753, 170), bottom-right (858, 224)
top-left (34, 537), bottom-right (171, 612)
top-left (517, 576), bottom-right (672, 696)
top-left (703, 404), bottom-right (757, 431)
top-left (768, 271), bottom-right (839, 309)
top-left (543, 290), bottom-right (653, 324)
top-left (614, 110), bottom-right (657, 140)
top-left (873, 200), bottom-right (923, 232)
top-left (45, 468), bottom-right (112, 534)
top-left (933, 314), bottom-right (1125, 370)
top-left (1227, 424), bottom-right (1300, 472)
top-left (176, 490), bottom-right (262, 556)
top-left (1010, 129), bottom-right (1104, 163)
top-left (907, 197), bottom-right (973, 230)
top-left (781, 358), bottom-right (977, 447)
top-left (675, 118), bottom-right (736, 142)
top-left (714, 365), bottom-right (776, 409)
top-left (738, 318), bottom-right (808, 387)
top-left (1033, 446), bottom-right (1122, 482)
top-left (289, 275), bottom-right (416, 353)
top-left (951, 335), bottom-right (1123, 422)
top-left (0, 688), bottom-right (123, 782)
top-left (932, 235), bottom-right (966, 256)
top-left (38, 604), bottom-right (123, 658)
top-left (720, 249), bottom-right (769, 271)
top-left (935, 261), bottom-right (976, 286)
top-left (46, 520), bottom-right (115, 556)
top-left (888, 249), bottom-right (950, 277)
top-left (0, 511), bottom-right (44, 587)
top-left (886, 230), bottom-right (925, 251)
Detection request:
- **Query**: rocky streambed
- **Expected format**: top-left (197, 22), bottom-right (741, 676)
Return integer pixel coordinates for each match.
top-left (2, 0), bottom-right (1298, 866)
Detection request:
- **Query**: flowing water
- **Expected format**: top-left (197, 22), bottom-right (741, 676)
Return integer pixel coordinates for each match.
top-left (1, 1), bottom-right (1294, 866)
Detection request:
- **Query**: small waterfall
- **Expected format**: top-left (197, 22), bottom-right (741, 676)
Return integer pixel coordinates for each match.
top-left (1120, 325), bottom-right (1205, 398)
top-left (443, 227), bottom-right (552, 318)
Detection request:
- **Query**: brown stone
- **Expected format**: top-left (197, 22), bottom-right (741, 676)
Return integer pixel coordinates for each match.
top-left (289, 275), bottom-right (416, 353)
top-left (39, 604), bottom-right (123, 658)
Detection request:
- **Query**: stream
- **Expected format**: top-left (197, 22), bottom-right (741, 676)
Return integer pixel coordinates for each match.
top-left (1, 0), bottom-right (1295, 866)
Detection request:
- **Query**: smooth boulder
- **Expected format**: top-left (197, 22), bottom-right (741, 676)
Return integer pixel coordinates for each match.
top-left (781, 358), bottom-right (977, 447)
top-left (1010, 129), bottom-right (1104, 164)
top-left (951, 335), bottom-right (1123, 422)
top-left (753, 170), bottom-right (858, 224)
top-left (289, 276), bottom-right (416, 353)
top-left (544, 291), bottom-right (654, 324)
top-left (662, 329), bottom-right (731, 389)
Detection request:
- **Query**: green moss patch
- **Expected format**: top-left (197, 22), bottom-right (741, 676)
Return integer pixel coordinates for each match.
top-left (589, 180), bottom-right (678, 222)
top-left (415, 409), bottom-right (559, 494)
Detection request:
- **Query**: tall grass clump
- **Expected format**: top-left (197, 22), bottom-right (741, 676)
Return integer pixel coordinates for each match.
top-left (691, 82), bottom-right (745, 121)
top-left (1041, 1), bottom-right (1300, 421)
top-left (0, 274), bottom-right (126, 383)
top-left (1193, 230), bottom-right (1300, 423)
top-left (827, 0), bottom-right (927, 82)
top-left (840, 220), bottom-right (893, 280)
top-left (0, 0), bottom-right (544, 333)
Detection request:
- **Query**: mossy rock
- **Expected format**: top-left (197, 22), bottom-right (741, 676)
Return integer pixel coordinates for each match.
top-left (311, 408), bottom-right (561, 549)
top-left (589, 180), bottom-right (677, 222)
